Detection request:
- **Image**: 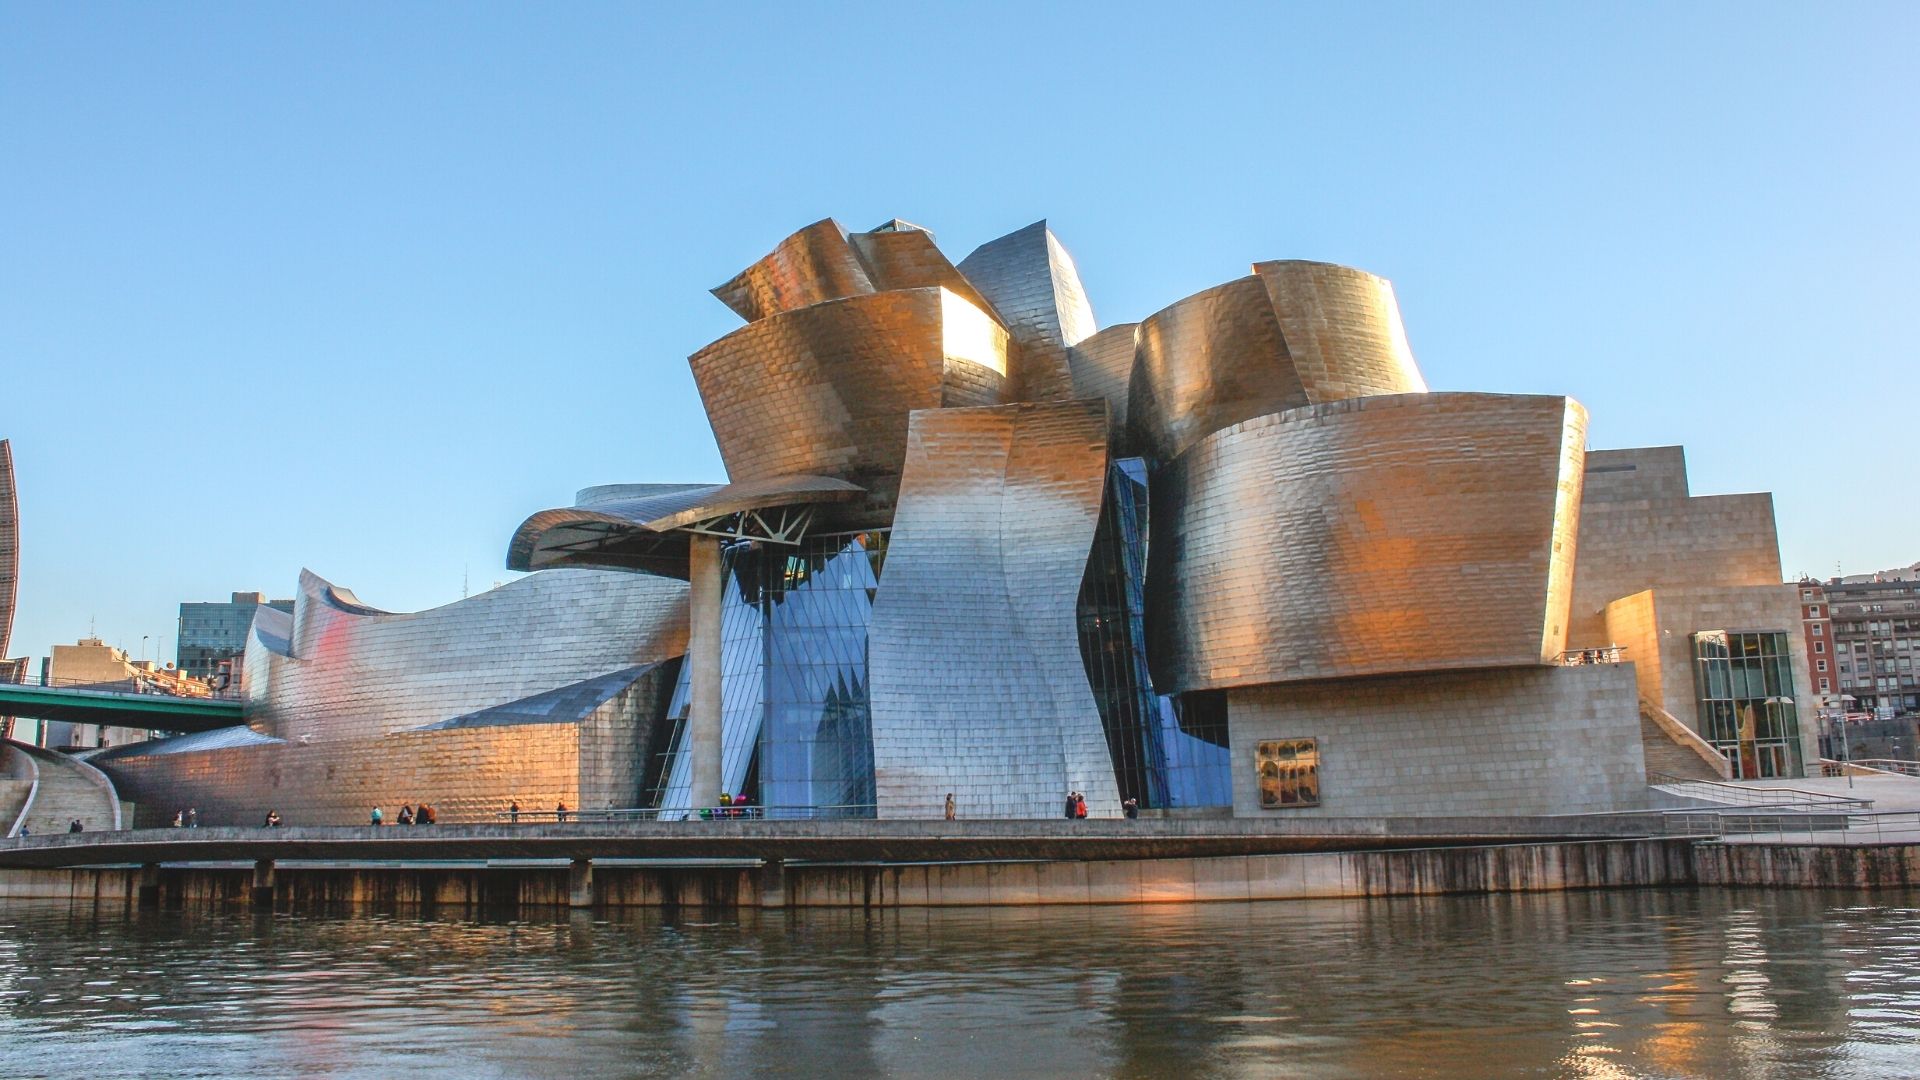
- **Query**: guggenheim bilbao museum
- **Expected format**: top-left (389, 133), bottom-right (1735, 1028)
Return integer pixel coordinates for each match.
top-left (94, 218), bottom-right (1814, 824)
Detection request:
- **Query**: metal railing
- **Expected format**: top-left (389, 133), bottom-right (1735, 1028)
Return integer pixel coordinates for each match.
top-left (1648, 771), bottom-right (1876, 811)
top-left (490, 803), bottom-right (879, 824)
top-left (0, 671), bottom-right (243, 702)
top-left (1849, 758), bottom-right (1920, 777)
top-left (1661, 807), bottom-right (1920, 845)
top-left (1559, 645), bottom-right (1627, 665)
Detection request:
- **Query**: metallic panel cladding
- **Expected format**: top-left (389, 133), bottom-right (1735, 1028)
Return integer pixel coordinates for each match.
top-left (956, 221), bottom-right (1098, 403)
top-left (243, 567), bottom-right (689, 743)
top-left (847, 224), bottom-right (1004, 326)
top-left (1147, 392), bottom-right (1589, 693)
top-left (1128, 276), bottom-right (1304, 464)
top-left (0, 440), bottom-right (16, 660)
top-left (1065, 323), bottom-right (1140, 441)
top-left (868, 399), bottom-right (1121, 819)
top-left (711, 218), bottom-right (875, 323)
top-left (1126, 263), bottom-right (1429, 464)
top-left (1251, 261), bottom-right (1427, 402)
top-left (507, 474), bottom-right (863, 575)
top-left (688, 287), bottom-right (1008, 518)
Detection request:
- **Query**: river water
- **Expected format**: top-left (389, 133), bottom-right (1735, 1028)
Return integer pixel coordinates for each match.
top-left (0, 888), bottom-right (1915, 1079)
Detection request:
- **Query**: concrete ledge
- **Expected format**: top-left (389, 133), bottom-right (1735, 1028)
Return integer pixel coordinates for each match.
top-left (2, 838), bottom-right (1910, 909)
top-left (0, 815), bottom-right (1669, 870)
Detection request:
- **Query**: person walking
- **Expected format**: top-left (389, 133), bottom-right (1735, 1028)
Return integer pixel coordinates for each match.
top-left (944, 793), bottom-right (956, 821)
top-left (1064, 791), bottom-right (1077, 820)
top-left (1073, 793), bottom-right (1088, 820)
top-left (263, 810), bottom-right (282, 828)
top-left (508, 799), bottom-right (521, 823)
top-left (419, 804), bottom-right (436, 825)
top-left (370, 806), bottom-right (384, 826)
top-left (186, 807), bottom-right (198, 829)
top-left (68, 818), bottom-right (83, 833)
top-left (397, 804), bottom-right (414, 826)
top-left (555, 800), bottom-right (570, 823)
top-left (1122, 797), bottom-right (1139, 820)
top-left (172, 810), bottom-right (184, 828)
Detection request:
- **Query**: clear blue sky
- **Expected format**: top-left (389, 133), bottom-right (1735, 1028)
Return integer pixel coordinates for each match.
top-left (2, 4), bottom-right (1914, 667)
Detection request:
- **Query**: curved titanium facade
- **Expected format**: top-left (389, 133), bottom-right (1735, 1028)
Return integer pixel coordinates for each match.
top-left (868, 400), bottom-right (1121, 819)
top-left (1126, 263), bottom-right (1428, 463)
top-left (1065, 323), bottom-right (1139, 437)
top-left (0, 440), bottom-right (16, 661)
top-left (689, 287), bottom-right (1008, 511)
top-left (1129, 276), bottom-right (1303, 464)
top-left (1252, 261), bottom-right (1426, 403)
top-left (243, 567), bottom-right (689, 742)
top-left (956, 221), bottom-right (1097, 403)
top-left (507, 475), bottom-right (862, 575)
top-left (847, 224), bottom-right (1003, 325)
top-left (1146, 393), bottom-right (1588, 693)
top-left (711, 218), bottom-right (876, 323)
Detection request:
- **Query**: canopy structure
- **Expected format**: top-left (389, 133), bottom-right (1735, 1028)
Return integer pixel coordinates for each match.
top-left (507, 474), bottom-right (864, 577)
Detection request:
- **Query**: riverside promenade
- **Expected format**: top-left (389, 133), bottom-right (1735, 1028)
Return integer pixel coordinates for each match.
top-left (0, 813), bottom-right (1914, 910)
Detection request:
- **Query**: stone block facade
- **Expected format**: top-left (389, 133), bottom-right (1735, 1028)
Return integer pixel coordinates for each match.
top-left (1226, 664), bottom-right (1648, 818)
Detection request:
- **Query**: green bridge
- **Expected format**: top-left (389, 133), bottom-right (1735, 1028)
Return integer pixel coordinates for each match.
top-left (0, 684), bottom-right (244, 733)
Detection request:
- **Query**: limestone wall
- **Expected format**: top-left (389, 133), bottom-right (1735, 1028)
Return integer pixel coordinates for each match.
top-left (1226, 664), bottom-right (1648, 818)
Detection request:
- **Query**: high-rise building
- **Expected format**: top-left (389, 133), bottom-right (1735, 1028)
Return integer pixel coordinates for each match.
top-left (177, 593), bottom-right (292, 683)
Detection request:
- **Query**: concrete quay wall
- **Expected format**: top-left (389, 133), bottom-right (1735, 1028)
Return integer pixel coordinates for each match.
top-left (1, 839), bottom-right (1914, 910)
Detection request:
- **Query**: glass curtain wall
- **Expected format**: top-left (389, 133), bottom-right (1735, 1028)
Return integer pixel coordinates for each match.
top-left (1690, 630), bottom-right (1804, 779)
top-left (645, 530), bottom-right (885, 819)
top-left (1076, 458), bottom-right (1231, 808)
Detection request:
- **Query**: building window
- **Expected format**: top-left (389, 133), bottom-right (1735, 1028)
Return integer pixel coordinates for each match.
top-left (1811, 605), bottom-right (1822, 617)
top-left (1812, 623), bottom-right (1823, 636)
top-left (1690, 630), bottom-right (1803, 780)
top-left (1256, 739), bottom-right (1320, 809)
top-left (1819, 678), bottom-right (1830, 692)
top-left (1816, 659), bottom-right (1828, 672)
top-left (1814, 641), bottom-right (1825, 654)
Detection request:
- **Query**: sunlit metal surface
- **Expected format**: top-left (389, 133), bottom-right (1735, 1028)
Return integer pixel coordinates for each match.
top-left (869, 400), bottom-right (1121, 819)
top-left (710, 218), bottom-right (876, 323)
top-left (242, 568), bottom-right (688, 743)
top-left (689, 287), bottom-right (1008, 518)
top-left (1147, 392), bottom-right (1588, 692)
top-left (507, 475), bottom-right (863, 575)
top-left (848, 221), bottom-right (1003, 326)
top-left (0, 440), bottom-right (16, 662)
top-left (1127, 263), bottom-right (1428, 463)
top-left (1065, 322), bottom-right (1140, 439)
top-left (956, 220), bottom-right (1098, 402)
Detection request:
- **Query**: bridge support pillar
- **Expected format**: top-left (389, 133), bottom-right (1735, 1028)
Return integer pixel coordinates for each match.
top-left (688, 534), bottom-right (724, 810)
top-left (568, 858), bottom-right (594, 909)
top-left (251, 859), bottom-right (275, 911)
top-left (757, 858), bottom-right (787, 910)
top-left (137, 863), bottom-right (162, 909)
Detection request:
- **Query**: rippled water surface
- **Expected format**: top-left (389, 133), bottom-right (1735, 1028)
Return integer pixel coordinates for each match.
top-left (0, 889), bottom-right (1917, 1079)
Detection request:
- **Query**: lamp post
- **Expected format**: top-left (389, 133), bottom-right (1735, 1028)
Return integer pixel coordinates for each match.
top-left (1826, 694), bottom-right (1857, 789)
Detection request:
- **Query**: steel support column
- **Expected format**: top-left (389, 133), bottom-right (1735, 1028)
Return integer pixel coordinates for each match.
top-left (687, 534), bottom-right (724, 810)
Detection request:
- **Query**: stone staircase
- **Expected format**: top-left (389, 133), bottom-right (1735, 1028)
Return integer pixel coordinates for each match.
top-left (5, 740), bottom-right (123, 835)
top-left (0, 744), bottom-right (33, 834)
top-left (1639, 699), bottom-right (1729, 782)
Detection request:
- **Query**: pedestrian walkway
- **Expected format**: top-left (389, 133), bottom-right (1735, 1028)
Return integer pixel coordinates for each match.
top-left (4, 740), bottom-right (123, 835)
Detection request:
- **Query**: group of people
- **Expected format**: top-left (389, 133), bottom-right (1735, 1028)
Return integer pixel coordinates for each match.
top-left (170, 808), bottom-right (199, 828)
top-left (1061, 793), bottom-right (1144, 820)
top-left (370, 803), bottom-right (438, 826)
top-left (261, 810), bottom-right (283, 828)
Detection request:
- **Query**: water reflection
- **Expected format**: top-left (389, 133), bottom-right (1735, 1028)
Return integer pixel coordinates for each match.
top-left (0, 889), bottom-right (1915, 1079)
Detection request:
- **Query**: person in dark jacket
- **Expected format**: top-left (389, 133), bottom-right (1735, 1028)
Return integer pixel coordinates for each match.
top-left (397, 804), bottom-right (414, 826)
top-left (68, 818), bottom-right (84, 833)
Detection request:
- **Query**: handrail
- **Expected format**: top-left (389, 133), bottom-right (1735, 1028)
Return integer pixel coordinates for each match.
top-left (1648, 771), bottom-right (1875, 812)
top-left (1640, 699), bottom-right (1734, 780)
top-left (0, 671), bottom-right (242, 702)
top-left (490, 803), bottom-right (880, 824)
top-left (1850, 758), bottom-right (1920, 778)
top-left (5, 742), bottom-right (40, 838)
top-left (1661, 807), bottom-right (1920, 845)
